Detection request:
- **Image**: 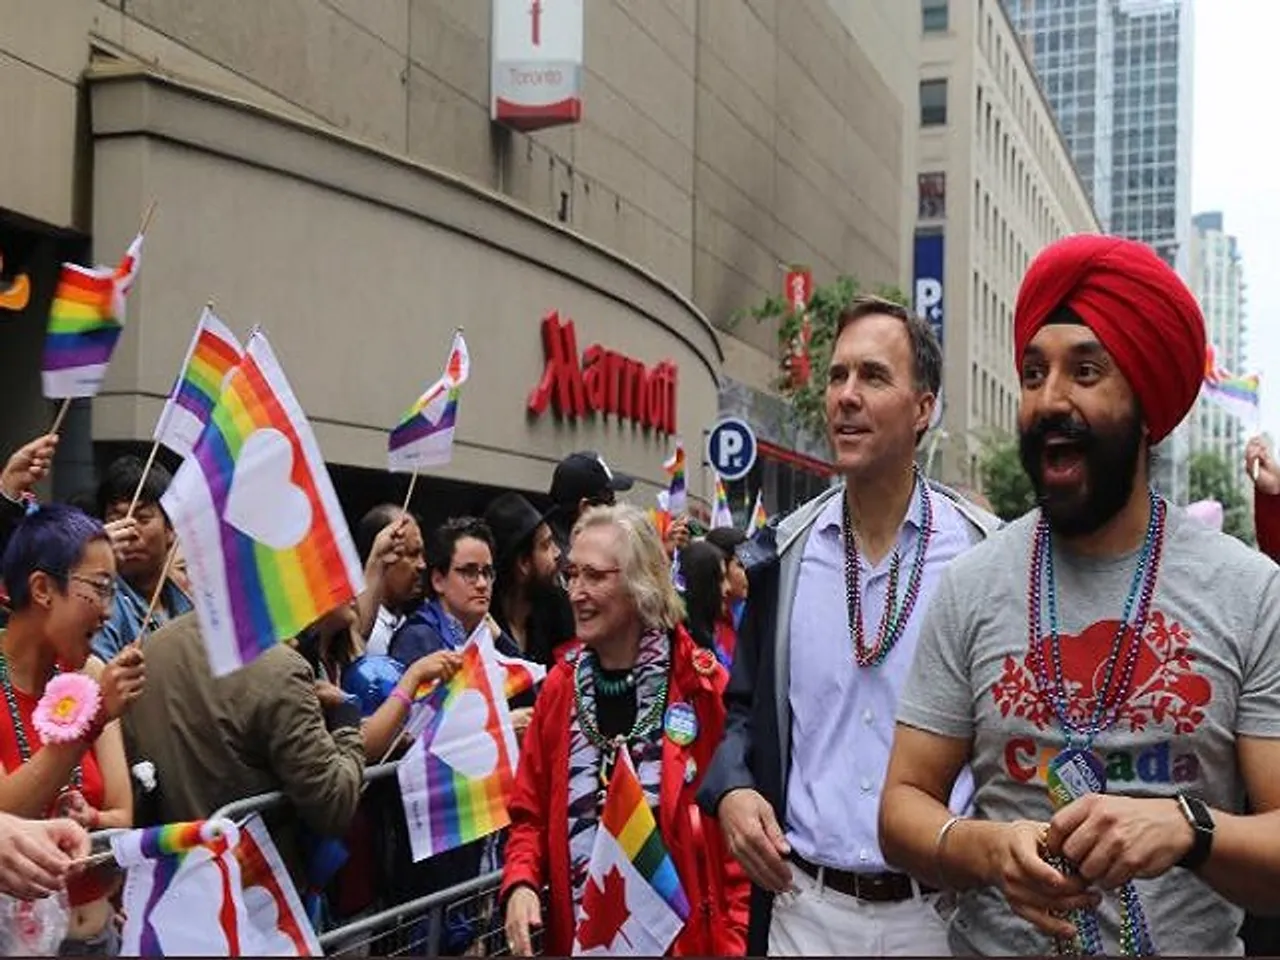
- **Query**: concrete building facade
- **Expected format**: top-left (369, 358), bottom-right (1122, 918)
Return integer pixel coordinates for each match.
top-left (1189, 211), bottom-right (1249, 489)
top-left (1002, 0), bottom-right (1195, 503)
top-left (916, 0), bottom-right (1101, 489)
top-left (0, 0), bottom-right (921, 522)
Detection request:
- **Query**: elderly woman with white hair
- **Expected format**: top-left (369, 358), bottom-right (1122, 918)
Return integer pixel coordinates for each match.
top-left (501, 504), bottom-right (748, 956)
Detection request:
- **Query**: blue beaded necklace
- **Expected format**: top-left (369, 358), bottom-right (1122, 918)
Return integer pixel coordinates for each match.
top-left (1026, 488), bottom-right (1165, 957)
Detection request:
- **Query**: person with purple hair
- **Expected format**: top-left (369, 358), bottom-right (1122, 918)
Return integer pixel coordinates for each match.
top-left (0, 503), bottom-right (146, 954)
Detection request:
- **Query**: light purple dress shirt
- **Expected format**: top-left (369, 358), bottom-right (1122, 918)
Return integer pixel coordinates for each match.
top-left (785, 479), bottom-right (977, 872)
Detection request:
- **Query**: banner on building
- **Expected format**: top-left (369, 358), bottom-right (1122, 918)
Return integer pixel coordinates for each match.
top-left (913, 232), bottom-right (944, 347)
top-left (491, 0), bottom-right (584, 130)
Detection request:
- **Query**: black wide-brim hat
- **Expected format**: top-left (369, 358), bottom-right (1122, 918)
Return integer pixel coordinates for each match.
top-left (484, 492), bottom-right (555, 566)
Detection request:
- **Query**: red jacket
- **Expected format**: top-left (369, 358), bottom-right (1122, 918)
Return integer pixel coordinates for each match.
top-left (502, 626), bottom-right (749, 956)
top-left (1257, 492), bottom-right (1280, 559)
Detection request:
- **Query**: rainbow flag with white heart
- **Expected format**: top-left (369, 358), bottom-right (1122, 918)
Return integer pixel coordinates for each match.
top-left (397, 629), bottom-right (520, 862)
top-left (388, 330), bottom-right (470, 472)
top-left (112, 819), bottom-right (250, 956)
top-left (161, 331), bottom-right (365, 676)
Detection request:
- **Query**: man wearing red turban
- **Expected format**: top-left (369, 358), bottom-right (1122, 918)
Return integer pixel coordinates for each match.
top-left (880, 234), bottom-right (1280, 955)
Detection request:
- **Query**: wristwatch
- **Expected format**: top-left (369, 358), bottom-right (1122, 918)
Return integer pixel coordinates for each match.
top-left (1175, 794), bottom-right (1214, 871)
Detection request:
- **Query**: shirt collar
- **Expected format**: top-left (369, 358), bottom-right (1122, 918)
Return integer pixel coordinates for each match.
top-left (816, 474), bottom-right (927, 538)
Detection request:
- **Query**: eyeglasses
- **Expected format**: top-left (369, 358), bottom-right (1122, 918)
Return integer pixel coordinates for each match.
top-left (452, 564), bottom-right (496, 585)
top-left (67, 574), bottom-right (116, 606)
top-left (563, 564), bottom-right (621, 588)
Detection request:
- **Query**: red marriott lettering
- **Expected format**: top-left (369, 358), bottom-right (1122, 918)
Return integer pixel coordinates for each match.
top-left (528, 310), bottom-right (678, 434)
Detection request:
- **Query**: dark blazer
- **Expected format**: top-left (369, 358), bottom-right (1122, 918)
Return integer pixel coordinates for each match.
top-left (697, 481), bottom-right (1001, 954)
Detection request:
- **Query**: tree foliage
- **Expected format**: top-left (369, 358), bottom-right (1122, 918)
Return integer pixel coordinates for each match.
top-left (978, 433), bottom-right (1037, 521)
top-left (1187, 450), bottom-right (1253, 544)
top-left (734, 275), bottom-right (909, 441)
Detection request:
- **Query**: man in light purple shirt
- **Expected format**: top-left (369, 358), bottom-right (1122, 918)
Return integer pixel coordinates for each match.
top-left (700, 296), bottom-right (999, 955)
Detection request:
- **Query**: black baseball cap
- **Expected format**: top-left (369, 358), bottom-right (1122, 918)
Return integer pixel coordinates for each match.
top-left (549, 451), bottom-right (634, 510)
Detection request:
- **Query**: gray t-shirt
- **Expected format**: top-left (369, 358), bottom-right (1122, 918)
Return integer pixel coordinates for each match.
top-left (898, 506), bottom-right (1280, 956)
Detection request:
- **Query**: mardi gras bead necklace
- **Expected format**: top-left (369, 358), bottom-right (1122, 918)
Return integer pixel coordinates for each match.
top-left (1026, 488), bottom-right (1165, 956)
top-left (843, 467), bottom-right (934, 667)
top-left (572, 650), bottom-right (668, 802)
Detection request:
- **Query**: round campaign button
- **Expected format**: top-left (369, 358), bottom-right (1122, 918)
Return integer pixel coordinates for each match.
top-left (664, 702), bottom-right (699, 747)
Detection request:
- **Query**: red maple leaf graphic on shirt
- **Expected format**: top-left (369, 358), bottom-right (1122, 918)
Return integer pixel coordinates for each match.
top-left (990, 614), bottom-right (1211, 734)
top-left (576, 865), bottom-right (632, 952)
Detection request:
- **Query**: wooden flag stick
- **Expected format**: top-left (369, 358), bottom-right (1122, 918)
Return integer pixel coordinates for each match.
top-left (138, 199), bottom-right (159, 237)
top-left (401, 470), bottom-right (419, 514)
top-left (134, 540), bottom-right (180, 645)
top-left (49, 398), bottom-right (73, 436)
top-left (125, 440), bottom-right (162, 521)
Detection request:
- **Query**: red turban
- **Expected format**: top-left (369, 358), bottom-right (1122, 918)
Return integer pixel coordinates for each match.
top-left (1013, 234), bottom-right (1205, 444)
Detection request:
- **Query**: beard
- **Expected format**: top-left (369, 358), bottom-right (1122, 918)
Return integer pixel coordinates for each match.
top-left (1018, 405), bottom-right (1144, 538)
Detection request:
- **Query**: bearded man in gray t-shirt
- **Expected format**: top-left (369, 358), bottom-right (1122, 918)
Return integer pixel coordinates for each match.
top-left (879, 235), bottom-right (1280, 956)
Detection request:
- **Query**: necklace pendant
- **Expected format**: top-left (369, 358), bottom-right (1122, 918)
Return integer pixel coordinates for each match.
top-left (1047, 748), bottom-right (1107, 810)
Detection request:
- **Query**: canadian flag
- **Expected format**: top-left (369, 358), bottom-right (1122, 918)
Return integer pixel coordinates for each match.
top-left (572, 751), bottom-right (689, 956)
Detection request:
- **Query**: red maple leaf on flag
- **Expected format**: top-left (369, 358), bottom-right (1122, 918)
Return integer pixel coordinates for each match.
top-left (576, 865), bottom-right (632, 952)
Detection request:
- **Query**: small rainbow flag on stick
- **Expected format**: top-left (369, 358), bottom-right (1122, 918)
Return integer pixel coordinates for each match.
top-left (397, 632), bottom-right (519, 862)
top-left (161, 332), bottom-right (365, 677)
top-left (746, 490), bottom-right (768, 536)
top-left (710, 475), bottom-right (734, 529)
top-left (1202, 344), bottom-right (1261, 427)
top-left (389, 330), bottom-right (470, 472)
top-left (572, 749), bottom-right (690, 956)
top-left (663, 441), bottom-right (687, 516)
top-left (42, 232), bottom-right (144, 399)
top-left (153, 306), bottom-right (244, 458)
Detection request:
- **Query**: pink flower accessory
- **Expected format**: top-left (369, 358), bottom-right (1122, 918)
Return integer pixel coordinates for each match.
top-left (32, 673), bottom-right (102, 745)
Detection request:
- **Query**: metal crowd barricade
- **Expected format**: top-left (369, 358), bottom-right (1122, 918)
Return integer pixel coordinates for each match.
top-left (318, 871), bottom-right (544, 958)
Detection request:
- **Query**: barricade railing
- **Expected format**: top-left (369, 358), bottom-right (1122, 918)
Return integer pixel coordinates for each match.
top-left (319, 870), bottom-right (544, 957)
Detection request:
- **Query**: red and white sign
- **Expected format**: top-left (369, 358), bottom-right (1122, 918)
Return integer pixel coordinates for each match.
top-left (784, 267), bottom-right (813, 314)
top-left (527, 310), bottom-right (678, 435)
top-left (491, 0), bottom-right (584, 131)
top-left (782, 267), bottom-right (813, 389)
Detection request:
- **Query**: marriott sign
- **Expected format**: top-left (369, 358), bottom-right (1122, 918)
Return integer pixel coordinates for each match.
top-left (527, 310), bottom-right (678, 435)
top-left (491, 0), bottom-right (584, 131)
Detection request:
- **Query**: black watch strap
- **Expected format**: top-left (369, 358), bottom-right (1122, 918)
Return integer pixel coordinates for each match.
top-left (1176, 794), bottom-right (1214, 871)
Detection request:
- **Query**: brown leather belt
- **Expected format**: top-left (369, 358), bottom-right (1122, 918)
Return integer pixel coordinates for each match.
top-left (790, 852), bottom-right (935, 903)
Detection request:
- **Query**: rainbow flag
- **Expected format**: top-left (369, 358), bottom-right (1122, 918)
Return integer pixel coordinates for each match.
top-left (573, 750), bottom-right (689, 956)
top-left (1203, 344), bottom-right (1260, 427)
top-left (154, 307), bottom-right (245, 458)
top-left (663, 441), bottom-right (687, 516)
top-left (42, 232), bottom-right (143, 398)
top-left (161, 332), bottom-right (365, 677)
top-left (746, 490), bottom-right (767, 536)
top-left (397, 637), bottom-right (519, 862)
top-left (710, 475), bottom-right (734, 529)
top-left (234, 816), bottom-right (322, 956)
top-left (112, 819), bottom-right (249, 956)
top-left (389, 330), bottom-right (470, 472)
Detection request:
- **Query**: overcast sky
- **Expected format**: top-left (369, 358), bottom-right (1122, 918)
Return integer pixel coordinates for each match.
top-left (1192, 0), bottom-right (1278, 438)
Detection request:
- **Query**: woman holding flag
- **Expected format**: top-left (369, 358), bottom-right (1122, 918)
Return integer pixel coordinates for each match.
top-left (0, 504), bottom-right (147, 954)
top-left (502, 504), bottom-right (748, 956)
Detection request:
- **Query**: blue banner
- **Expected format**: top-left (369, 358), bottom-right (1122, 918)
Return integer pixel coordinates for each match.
top-left (913, 232), bottom-right (944, 346)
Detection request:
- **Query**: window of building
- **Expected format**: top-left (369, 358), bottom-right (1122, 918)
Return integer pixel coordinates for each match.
top-left (923, 0), bottom-right (948, 33)
top-left (920, 78), bottom-right (948, 125)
